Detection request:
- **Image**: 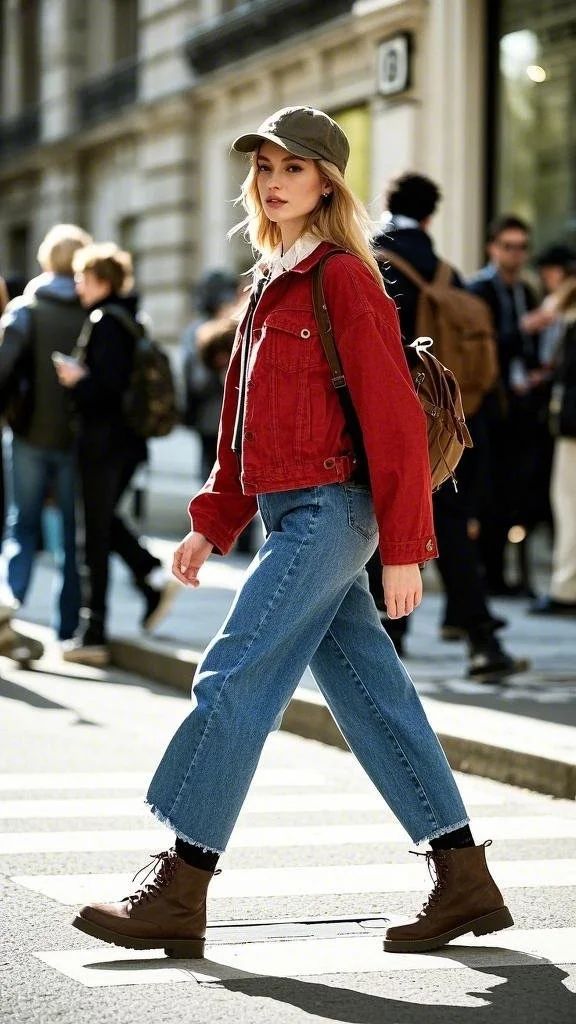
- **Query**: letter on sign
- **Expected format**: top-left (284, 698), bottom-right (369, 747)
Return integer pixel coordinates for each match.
top-left (377, 34), bottom-right (411, 97)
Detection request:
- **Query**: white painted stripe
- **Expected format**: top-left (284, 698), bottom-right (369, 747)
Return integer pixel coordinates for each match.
top-left (4, 817), bottom-right (576, 855)
top-left (0, 792), bottom-right (385, 819)
top-left (34, 927), bottom-right (576, 986)
top-left (13, 859), bottom-right (576, 906)
top-left (0, 769), bottom-right (325, 791)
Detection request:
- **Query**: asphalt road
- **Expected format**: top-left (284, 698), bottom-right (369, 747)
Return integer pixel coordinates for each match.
top-left (2, 657), bottom-right (576, 1024)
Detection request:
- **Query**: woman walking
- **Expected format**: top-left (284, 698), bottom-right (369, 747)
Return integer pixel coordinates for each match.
top-left (72, 107), bottom-right (512, 956)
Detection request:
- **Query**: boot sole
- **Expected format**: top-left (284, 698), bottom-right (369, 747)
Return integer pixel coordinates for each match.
top-left (383, 905), bottom-right (514, 953)
top-left (71, 913), bottom-right (205, 959)
top-left (468, 658), bottom-right (530, 682)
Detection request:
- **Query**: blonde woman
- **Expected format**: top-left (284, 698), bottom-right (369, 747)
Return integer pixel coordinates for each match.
top-left (72, 107), bottom-right (512, 957)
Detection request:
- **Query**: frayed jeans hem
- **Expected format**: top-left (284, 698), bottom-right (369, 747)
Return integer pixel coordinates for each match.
top-left (145, 800), bottom-right (225, 856)
top-left (414, 817), bottom-right (471, 846)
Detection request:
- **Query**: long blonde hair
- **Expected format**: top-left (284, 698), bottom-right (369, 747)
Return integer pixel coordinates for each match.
top-left (231, 153), bottom-right (385, 290)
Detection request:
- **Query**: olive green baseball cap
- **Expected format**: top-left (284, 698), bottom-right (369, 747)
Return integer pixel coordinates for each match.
top-left (233, 106), bottom-right (349, 175)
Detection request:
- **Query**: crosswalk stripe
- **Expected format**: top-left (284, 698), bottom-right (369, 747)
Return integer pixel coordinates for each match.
top-left (33, 927), bottom-right (576, 986)
top-left (0, 792), bottom-right (390, 818)
top-left (13, 859), bottom-right (576, 906)
top-left (0, 769), bottom-right (325, 791)
top-left (3, 816), bottom-right (576, 855)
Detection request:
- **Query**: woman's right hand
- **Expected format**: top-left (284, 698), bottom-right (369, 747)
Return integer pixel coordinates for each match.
top-left (172, 531), bottom-right (214, 587)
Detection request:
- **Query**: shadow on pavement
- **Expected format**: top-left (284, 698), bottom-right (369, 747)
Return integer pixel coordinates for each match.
top-left (218, 955), bottom-right (576, 1023)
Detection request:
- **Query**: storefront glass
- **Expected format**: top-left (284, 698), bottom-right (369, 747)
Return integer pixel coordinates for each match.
top-left (496, 0), bottom-right (576, 251)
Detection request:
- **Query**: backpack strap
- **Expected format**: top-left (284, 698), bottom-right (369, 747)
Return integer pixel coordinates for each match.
top-left (374, 249), bottom-right (428, 291)
top-left (311, 248), bottom-right (369, 483)
top-left (432, 260), bottom-right (454, 288)
top-left (311, 248), bottom-right (348, 390)
top-left (73, 303), bottom-right (142, 363)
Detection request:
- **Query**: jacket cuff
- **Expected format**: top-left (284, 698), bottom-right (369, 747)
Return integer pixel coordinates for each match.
top-left (188, 509), bottom-right (237, 557)
top-left (379, 534), bottom-right (438, 565)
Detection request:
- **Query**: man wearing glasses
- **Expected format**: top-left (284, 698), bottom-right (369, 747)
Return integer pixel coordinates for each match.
top-left (468, 216), bottom-right (546, 598)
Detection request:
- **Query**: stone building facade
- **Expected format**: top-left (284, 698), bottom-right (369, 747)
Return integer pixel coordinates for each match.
top-left (1, 1), bottom-right (573, 344)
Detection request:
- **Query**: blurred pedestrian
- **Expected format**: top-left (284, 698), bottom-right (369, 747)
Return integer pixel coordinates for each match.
top-left (73, 107), bottom-right (512, 959)
top-left (467, 215), bottom-right (548, 597)
top-left (531, 276), bottom-right (576, 616)
top-left (181, 269), bottom-right (240, 479)
top-left (370, 173), bottom-right (526, 681)
top-left (56, 243), bottom-right (178, 666)
top-left (0, 225), bottom-right (91, 643)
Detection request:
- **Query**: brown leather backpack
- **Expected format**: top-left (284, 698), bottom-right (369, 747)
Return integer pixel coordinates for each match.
top-left (377, 249), bottom-right (499, 416)
top-left (312, 252), bottom-right (472, 492)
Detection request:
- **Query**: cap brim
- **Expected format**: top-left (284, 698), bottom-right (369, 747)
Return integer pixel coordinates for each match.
top-left (232, 132), bottom-right (321, 161)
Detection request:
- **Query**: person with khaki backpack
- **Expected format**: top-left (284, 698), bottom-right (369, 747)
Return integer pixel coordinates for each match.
top-left (370, 172), bottom-right (528, 681)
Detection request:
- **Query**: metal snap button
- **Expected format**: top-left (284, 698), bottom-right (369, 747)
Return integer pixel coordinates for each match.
top-left (323, 458), bottom-right (335, 469)
top-left (426, 539), bottom-right (434, 551)
top-left (244, 431), bottom-right (254, 441)
top-left (300, 328), bottom-right (311, 339)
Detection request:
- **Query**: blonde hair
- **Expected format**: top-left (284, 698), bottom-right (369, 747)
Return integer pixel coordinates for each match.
top-left (556, 275), bottom-right (576, 315)
top-left (37, 224), bottom-right (93, 275)
top-left (72, 242), bottom-right (134, 294)
top-left (231, 153), bottom-right (385, 289)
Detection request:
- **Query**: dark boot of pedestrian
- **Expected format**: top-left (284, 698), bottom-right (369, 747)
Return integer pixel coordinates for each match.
top-left (72, 849), bottom-right (215, 958)
top-left (137, 567), bottom-right (181, 633)
top-left (384, 841), bottom-right (513, 953)
top-left (466, 625), bottom-right (529, 681)
top-left (61, 613), bottom-right (109, 667)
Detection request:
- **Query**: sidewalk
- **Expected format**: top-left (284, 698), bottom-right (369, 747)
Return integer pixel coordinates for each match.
top-left (10, 532), bottom-right (576, 800)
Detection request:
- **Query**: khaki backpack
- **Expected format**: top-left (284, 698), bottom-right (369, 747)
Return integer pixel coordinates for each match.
top-left (312, 251), bottom-right (472, 492)
top-left (376, 249), bottom-right (499, 416)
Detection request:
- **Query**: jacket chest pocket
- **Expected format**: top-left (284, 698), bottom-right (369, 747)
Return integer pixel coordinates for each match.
top-left (259, 313), bottom-right (325, 374)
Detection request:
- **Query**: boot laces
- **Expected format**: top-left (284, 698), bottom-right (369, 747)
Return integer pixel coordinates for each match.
top-left (410, 849), bottom-right (449, 917)
top-left (127, 850), bottom-right (177, 907)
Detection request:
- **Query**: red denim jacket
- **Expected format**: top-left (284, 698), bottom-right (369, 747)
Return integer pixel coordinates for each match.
top-left (189, 242), bottom-right (437, 565)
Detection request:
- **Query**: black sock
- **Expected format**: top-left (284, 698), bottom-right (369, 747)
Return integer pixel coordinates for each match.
top-left (430, 825), bottom-right (475, 851)
top-left (175, 837), bottom-right (219, 872)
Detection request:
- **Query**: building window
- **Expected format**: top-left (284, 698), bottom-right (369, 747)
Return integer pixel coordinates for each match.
top-left (114, 0), bottom-right (138, 63)
top-left (495, 0), bottom-right (576, 250)
top-left (7, 224), bottom-right (31, 282)
top-left (20, 0), bottom-right (40, 108)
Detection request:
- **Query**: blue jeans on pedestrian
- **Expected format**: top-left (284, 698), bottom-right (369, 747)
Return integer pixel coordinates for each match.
top-left (147, 484), bottom-right (469, 853)
top-left (7, 437), bottom-right (81, 640)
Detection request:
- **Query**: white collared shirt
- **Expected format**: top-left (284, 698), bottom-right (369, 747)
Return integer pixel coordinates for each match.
top-left (255, 233), bottom-right (322, 290)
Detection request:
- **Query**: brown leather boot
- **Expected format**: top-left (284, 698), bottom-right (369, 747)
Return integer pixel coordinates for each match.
top-left (72, 849), bottom-right (214, 958)
top-left (384, 841), bottom-right (513, 953)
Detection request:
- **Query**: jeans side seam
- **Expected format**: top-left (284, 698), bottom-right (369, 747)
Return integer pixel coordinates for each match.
top-left (324, 626), bottom-right (442, 834)
top-left (165, 497), bottom-right (323, 827)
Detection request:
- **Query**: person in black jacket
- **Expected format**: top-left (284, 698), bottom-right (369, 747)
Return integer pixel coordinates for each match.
top-left (56, 244), bottom-right (178, 665)
top-left (370, 172), bottom-right (528, 681)
top-left (467, 215), bottom-right (550, 596)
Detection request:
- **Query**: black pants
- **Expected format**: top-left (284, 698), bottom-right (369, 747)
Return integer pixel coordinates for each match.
top-left (367, 477), bottom-right (493, 643)
top-left (80, 451), bottom-right (160, 633)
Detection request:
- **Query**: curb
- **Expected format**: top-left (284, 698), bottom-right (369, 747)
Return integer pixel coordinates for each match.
top-left (109, 636), bottom-right (576, 801)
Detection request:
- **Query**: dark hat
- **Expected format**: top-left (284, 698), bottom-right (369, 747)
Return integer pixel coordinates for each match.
top-left (233, 106), bottom-right (349, 175)
top-left (536, 243), bottom-right (576, 269)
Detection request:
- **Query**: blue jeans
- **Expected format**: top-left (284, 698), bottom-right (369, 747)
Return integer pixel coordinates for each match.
top-left (147, 484), bottom-right (468, 852)
top-left (7, 437), bottom-right (81, 640)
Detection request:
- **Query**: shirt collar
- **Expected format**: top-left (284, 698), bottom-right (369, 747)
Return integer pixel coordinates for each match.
top-left (256, 233), bottom-right (322, 285)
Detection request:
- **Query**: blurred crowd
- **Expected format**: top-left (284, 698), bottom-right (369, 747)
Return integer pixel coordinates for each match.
top-left (0, 226), bottom-right (179, 667)
top-left (1, 174), bottom-right (574, 680)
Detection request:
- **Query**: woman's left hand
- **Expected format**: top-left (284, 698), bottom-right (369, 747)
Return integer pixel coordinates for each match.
top-left (381, 563), bottom-right (422, 619)
top-left (55, 362), bottom-right (87, 387)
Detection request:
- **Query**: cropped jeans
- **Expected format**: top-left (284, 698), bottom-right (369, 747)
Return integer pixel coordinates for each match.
top-left (147, 483), bottom-right (468, 853)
